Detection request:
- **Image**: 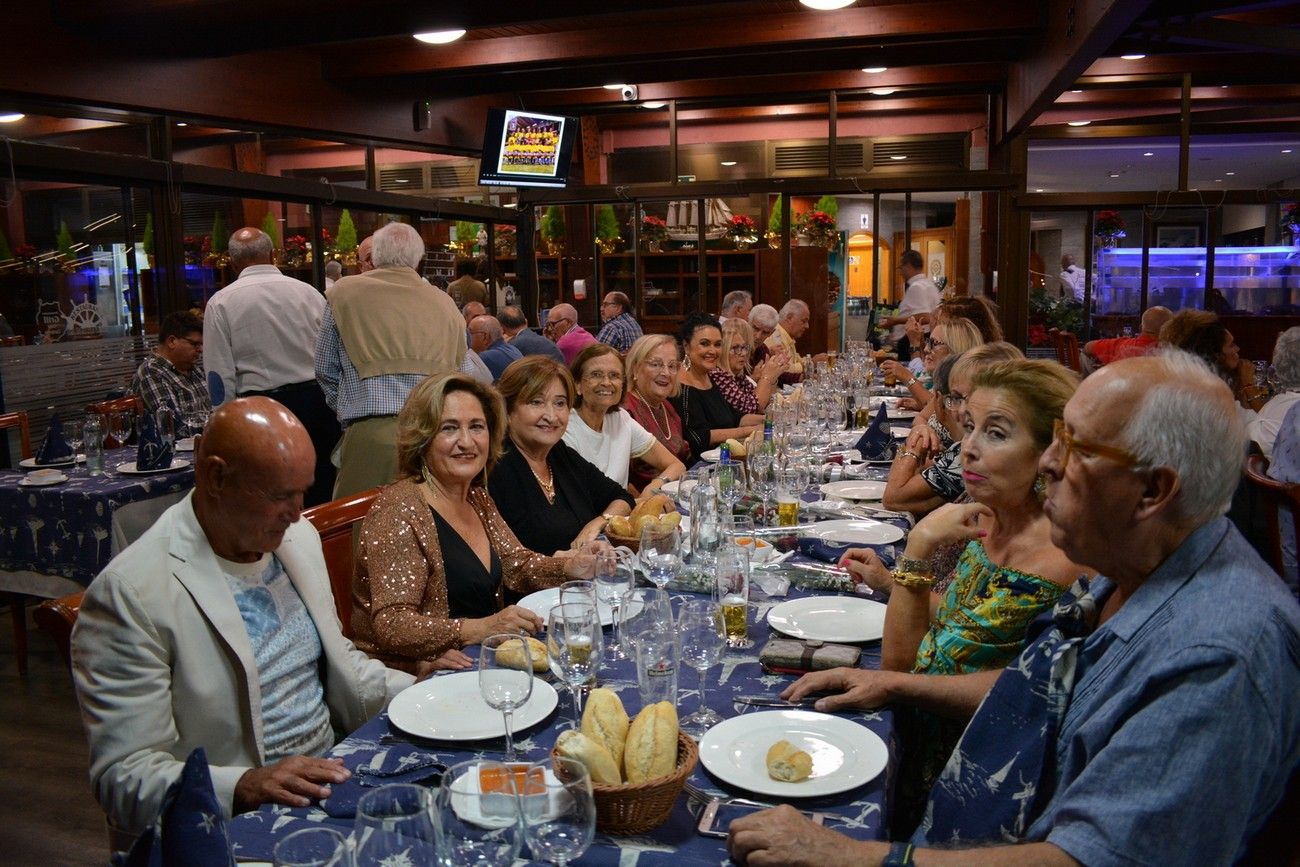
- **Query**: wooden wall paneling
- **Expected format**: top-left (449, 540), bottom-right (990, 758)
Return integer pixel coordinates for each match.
top-left (953, 197), bottom-right (971, 295)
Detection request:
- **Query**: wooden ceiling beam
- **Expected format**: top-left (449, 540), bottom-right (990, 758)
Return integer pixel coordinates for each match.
top-left (593, 94), bottom-right (988, 127)
top-left (1080, 51), bottom-right (1297, 80)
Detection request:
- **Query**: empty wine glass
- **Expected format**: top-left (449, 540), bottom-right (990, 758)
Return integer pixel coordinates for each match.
top-left (435, 760), bottom-right (524, 867)
top-left (594, 552), bottom-right (635, 660)
top-left (747, 450), bottom-right (775, 526)
top-left (639, 523), bottom-right (682, 590)
top-left (520, 757), bottom-right (596, 867)
top-left (559, 579), bottom-right (598, 611)
top-left (272, 826), bottom-right (351, 867)
top-left (715, 457), bottom-right (747, 516)
top-left (479, 633), bottom-right (535, 761)
top-left (618, 587), bottom-right (673, 652)
top-left (108, 411), bottom-right (134, 449)
top-left (64, 419), bottom-right (84, 455)
top-left (677, 599), bottom-right (725, 737)
top-left (353, 784), bottom-right (437, 867)
top-left (546, 602), bottom-right (601, 726)
top-left (183, 409), bottom-right (209, 438)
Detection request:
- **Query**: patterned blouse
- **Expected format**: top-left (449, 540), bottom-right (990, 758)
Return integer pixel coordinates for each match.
top-left (920, 440), bottom-right (964, 502)
top-left (708, 367), bottom-right (759, 416)
top-left (625, 390), bottom-right (690, 492)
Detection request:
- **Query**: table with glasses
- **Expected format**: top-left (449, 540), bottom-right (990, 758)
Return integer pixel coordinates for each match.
top-left (0, 445), bottom-right (196, 597)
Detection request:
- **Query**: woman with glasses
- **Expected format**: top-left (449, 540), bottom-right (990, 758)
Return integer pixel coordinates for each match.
top-left (709, 319), bottom-right (790, 417)
top-left (671, 312), bottom-right (766, 462)
top-left (885, 317), bottom-right (984, 411)
top-left (563, 343), bottom-right (686, 496)
top-left (624, 334), bottom-right (693, 493)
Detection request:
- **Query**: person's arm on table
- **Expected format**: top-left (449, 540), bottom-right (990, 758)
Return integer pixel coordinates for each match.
top-left (883, 432), bottom-right (943, 515)
top-left (626, 420), bottom-right (685, 499)
top-left (780, 664), bottom-right (998, 721)
top-left (568, 450), bottom-right (635, 548)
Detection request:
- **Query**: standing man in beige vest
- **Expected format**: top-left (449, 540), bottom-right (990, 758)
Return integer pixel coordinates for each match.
top-left (315, 222), bottom-right (466, 498)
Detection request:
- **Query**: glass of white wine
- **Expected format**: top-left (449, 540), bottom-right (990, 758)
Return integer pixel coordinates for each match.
top-left (546, 602), bottom-right (602, 725)
top-left (713, 548), bottom-right (752, 649)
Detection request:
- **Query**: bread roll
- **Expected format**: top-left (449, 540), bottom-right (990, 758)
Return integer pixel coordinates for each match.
top-left (724, 437), bottom-right (747, 458)
top-left (623, 701), bottom-right (679, 783)
top-left (495, 636), bottom-right (549, 672)
top-left (580, 687), bottom-right (630, 770)
top-left (766, 739), bottom-right (812, 782)
top-left (631, 493), bottom-right (674, 523)
top-left (554, 729), bottom-right (622, 785)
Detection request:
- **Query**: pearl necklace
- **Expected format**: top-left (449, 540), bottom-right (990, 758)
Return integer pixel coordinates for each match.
top-left (635, 388), bottom-right (671, 439)
top-left (528, 460), bottom-right (555, 502)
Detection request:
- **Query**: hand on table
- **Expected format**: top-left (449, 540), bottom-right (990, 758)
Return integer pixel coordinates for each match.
top-left (905, 500), bottom-right (991, 561)
top-left (233, 756), bottom-right (350, 812)
top-left (901, 425), bottom-right (941, 462)
top-left (466, 604), bottom-right (544, 644)
top-left (415, 648), bottom-right (474, 677)
top-left (729, 804), bottom-right (872, 867)
top-left (780, 667), bottom-right (896, 712)
top-left (838, 548), bottom-right (893, 594)
top-left (897, 397), bottom-right (922, 412)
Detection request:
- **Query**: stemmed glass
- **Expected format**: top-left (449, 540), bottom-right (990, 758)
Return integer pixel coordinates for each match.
top-left (108, 411), bottom-right (134, 449)
top-left (594, 551), bottom-right (636, 660)
top-left (353, 783), bottom-right (438, 867)
top-left (183, 409), bottom-right (209, 439)
top-left (638, 524), bottom-right (682, 590)
top-left (746, 450), bottom-right (775, 526)
top-left (677, 599), bottom-right (725, 737)
top-left (715, 457), bottom-right (747, 517)
top-left (435, 760), bottom-right (525, 867)
top-left (520, 757), bottom-right (596, 867)
top-left (479, 633), bottom-right (535, 761)
top-left (272, 826), bottom-right (351, 867)
top-left (619, 587), bottom-right (674, 651)
top-left (64, 419), bottom-right (84, 456)
top-left (547, 602), bottom-right (602, 725)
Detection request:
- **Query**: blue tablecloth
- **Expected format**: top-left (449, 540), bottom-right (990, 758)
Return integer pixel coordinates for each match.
top-left (0, 446), bottom-right (195, 587)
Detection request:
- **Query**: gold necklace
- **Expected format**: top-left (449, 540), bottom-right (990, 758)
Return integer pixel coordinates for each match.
top-left (635, 388), bottom-right (671, 439)
top-left (528, 459), bottom-right (555, 502)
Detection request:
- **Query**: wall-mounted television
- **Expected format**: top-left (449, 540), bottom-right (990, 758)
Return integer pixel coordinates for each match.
top-left (478, 108), bottom-right (578, 189)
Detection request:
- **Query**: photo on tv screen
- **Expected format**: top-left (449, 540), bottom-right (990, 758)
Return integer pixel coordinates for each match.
top-left (479, 108), bottom-right (577, 189)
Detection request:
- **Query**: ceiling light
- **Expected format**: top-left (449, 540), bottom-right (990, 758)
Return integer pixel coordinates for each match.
top-left (862, 66), bottom-right (887, 74)
top-left (175, 122), bottom-right (188, 127)
top-left (720, 160), bottom-right (737, 166)
top-left (800, 0), bottom-right (855, 9)
top-left (1035, 188), bottom-right (1045, 192)
top-left (1067, 120), bottom-right (1091, 127)
top-left (0, 113), bottom-right (25, 123)
top-left (1285, 149), bottom-right (1294, 154)
top-left (642, 101), bottom-right (666, 109)
top-left (413, 29), bottom-right (466, 44)
top-left (1109, 173), bottom-right (1120, 178)
top-left (395, 178), bottom-right (410, 183)
top-left (1143, 151), bottom-right (1154, 156)
top-left (1121, 53), bottom-right (1146, 60)
top-left (603, 84), bottom-right (627, 90)
top-left (1215, 178), bottom-right (1224, 183)
top-left (870, 88), bottom-right (897, 96)
top-left (1226, 171), bottom-right (1236, 176)
top-left (1070, 89), bottom-right (1083, 94)
top-left (890, 155), bottom-right (907, 161)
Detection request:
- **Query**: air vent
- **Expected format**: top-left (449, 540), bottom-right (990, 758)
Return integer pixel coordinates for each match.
top-left (429, 163), bottom-right (478, 188)
top-left (378, 166), bottom-right (423, 192)
top-left (772, 142), bottom-right (865, 176)
top-left (871, 135), bottom-right (967, 170)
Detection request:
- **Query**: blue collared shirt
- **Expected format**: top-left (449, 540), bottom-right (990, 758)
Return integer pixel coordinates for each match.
top-left (596, 311), bottom-right (643, 354)
top-left (478, 337), bottom-right (523, 381)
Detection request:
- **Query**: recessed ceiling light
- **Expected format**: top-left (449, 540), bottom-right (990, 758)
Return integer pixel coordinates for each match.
top-left (175, 122), bottom-right (188, 127)
top-left (1035, 188), bottom-right (1045, 192)
top-left (642, 101), bottom-right (666, 109)
top-left (890, 155), bottom-right (908, 161)
top-left (720, 160), bottom-right (737, 166)
top-left (1121, 53), bottom-right (1146, 60)
top-left (1143, 151), bottom-right (1154, 156)
top-left (603, 83), bottom-right (627, 90)
top-left (862, 66), bottom-right (887, 74)
top-left (1285, 149), bottom-right (1294, 154)
top-left (1070, 89), bottom-right (1083, 94)
top-left (413, 29), bottom-right (466, 44)
top-left (800, 0), bottom-right (855, 9)
top-left (1067, 120), bottom-right (1091, 127)
top-left (871, 88), bottom-right (897, 96)
top-left (1226, 171), bottom-right (1236, 176)
top-left (0, 113), bottom-right (25, 123)
top-left (395, 178), bottom-right (410, 183)
top-left (1109, 173), bottom-right (1120, 178)
top-left (1215, 178), bottom-right (1224, 183)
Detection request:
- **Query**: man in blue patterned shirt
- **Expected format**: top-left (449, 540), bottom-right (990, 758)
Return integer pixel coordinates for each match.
top-left (731, 352), bottom-right (1300, 867)
top-left (595, 291), bottom-right (642, 354)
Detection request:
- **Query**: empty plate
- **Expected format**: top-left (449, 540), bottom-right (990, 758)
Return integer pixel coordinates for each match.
top-left (117, 459), bottom-right (192, 475)
top-left (803, 518), bottom-right (903, 546)
top-left (387, 671), bottom-right (558, 741)
top-left (766, 596), bottom-right (888, 643)
top-left (820, 480), bottom-right (887, 501)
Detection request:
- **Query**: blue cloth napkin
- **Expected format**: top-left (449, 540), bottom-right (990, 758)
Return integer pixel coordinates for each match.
top-left (854, 402), bottom-right (893, 461)
top-left (207, 370), bottom-right (225, 405)
top-left (137, 413), bottom-right (174, 471)
top-left (321, 748), bottom-right (447, 818)
top-left (114, 747), bottom-right (236, 867)
top-left (34, 413), bottom-right (74, 465)
top-left (799, 537), bottom-right (898, 568)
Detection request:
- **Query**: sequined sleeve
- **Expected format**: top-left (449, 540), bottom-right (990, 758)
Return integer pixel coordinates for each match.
top-left (472, 488), bottom-right (569, 593)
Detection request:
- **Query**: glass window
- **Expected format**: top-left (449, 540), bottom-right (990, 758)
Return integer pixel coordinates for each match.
top-left (1028, 137), bottom-right (1178, 193)
top-left (0, 109), bottom-right (150, 158)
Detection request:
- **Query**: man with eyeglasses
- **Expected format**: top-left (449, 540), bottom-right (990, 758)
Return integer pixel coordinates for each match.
top-left (545, 301), bottom-right (597, 364)
top-left (467, 314), bottom-right (522, 382)
top-left (595, 291), bottom-right (643, 354)
top-left (731, 352), bottom-right (1300, 867)
top-left (131, 309), bottom-right (212, 428)
top-left (499, 305), bottom-right (565, 363)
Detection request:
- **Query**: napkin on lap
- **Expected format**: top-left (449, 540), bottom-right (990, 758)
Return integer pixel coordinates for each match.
top-left (137, 413), bottom-right (174, 470)
top-left (34, 414), bottom-right (74, 465)
top-left (854, 402), bottom-right (893, 460)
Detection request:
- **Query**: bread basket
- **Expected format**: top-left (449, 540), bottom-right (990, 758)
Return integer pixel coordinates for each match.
top-left (603, 529), bottom-right (641, 553)
top-left (551, 731), bottom-right (698, 835)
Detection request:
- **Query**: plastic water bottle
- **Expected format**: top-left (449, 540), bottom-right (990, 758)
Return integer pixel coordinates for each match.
top-left (83, 415), bottom-right (105, 476)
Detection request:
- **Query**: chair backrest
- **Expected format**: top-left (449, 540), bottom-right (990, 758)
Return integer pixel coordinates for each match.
top-left (33, 591), bottom-right (84, 670)
top-left (0, 335), bottom-right (26, 347)
top-left (86, 394), bottom-right (144, 418)
top-left (0, 410), bottom-right (33, 459)
top-left (302, 487), bottom-right (383, 639)
top-left (1242, 453), bottom-right (1300, 576)
top-left (1059, 331), bottom-right (1082, 373)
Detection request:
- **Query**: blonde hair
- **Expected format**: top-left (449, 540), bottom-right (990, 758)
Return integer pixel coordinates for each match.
top-left (721, 318), bottom-right (755, 376)
top-left (951, 341), bottom-right (1024, 385)
top-left (969, 359), bottom-right (1079, 451)
top-left (937, 296), bottom-right (1003, 342)
top-left (396, 374), bottom-right (505, 484)
top-left (940, 317), bottom-right (984, 356)
top-left (624, 334), bottom-right (682, 400)
top-left (496, 355), bottom-right (576, 413)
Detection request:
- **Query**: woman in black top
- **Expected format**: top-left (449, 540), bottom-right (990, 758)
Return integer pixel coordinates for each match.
top-left (489, 356), bottom-right (635, 554)
top-left (670, 312), bottom-right (765, 462)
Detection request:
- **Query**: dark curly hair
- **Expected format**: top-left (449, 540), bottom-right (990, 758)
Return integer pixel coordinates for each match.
top-left (679, 311), bottom-right (722, 346)
top-left (1160, 310), bottom-right (1230, 378)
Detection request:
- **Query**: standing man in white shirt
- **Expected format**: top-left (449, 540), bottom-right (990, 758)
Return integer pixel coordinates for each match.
top-left (203, 227), bottom-right (340, 506)
top-left (1059, 254), bottom-right (1086, 301)
top-left (879, 249), bottom-right (942, 362)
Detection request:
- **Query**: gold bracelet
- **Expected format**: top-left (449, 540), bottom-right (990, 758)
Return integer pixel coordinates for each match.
top-left (898, 450), bottom-right (921, 462)
top-left (891, 569), bottom-right (935, 589)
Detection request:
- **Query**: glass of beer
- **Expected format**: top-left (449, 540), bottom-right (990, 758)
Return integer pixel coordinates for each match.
top-left (774, 469), bottom-right (802, 527)
top-left (713, 548), bottom-right (752, 648)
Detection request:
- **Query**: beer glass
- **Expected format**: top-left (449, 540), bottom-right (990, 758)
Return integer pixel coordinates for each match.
top-left (713, 548), bottom-right (752, 649)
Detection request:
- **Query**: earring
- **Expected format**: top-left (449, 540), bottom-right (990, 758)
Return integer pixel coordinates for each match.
top-left (682, 355), bottom-right (691, 371)
top-left (1034, 472), bottom-right (1048, 500)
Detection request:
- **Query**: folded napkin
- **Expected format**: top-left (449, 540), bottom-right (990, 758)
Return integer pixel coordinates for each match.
top-left (321, 748), bottom-right (447, 818)
top-left (854, 402), bottom-right (893, 461)
top-left (137, 413), bottom-right (174, 470)
top-left (34, 414), bottom-right (74, 465)
top-left (115, 747), bottom-right (234, 867)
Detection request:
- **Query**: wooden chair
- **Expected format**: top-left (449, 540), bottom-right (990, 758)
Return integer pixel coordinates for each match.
top-left (302, 486), bottom-right (382, 639)
top-left (0, 335), bottom-right (26, 347)
top-left (85, 394), bottom-right (143, 420)
top-left (0, 410), bottom-right (32, 460)
top-left (1059, 330), bottom-right (1083, 373)
top-left (33, 592), bottom-right (84, 671)
top-left (1242, 454), bottom-right (1300, 577)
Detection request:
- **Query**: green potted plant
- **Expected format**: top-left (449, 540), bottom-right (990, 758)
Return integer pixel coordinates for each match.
top-left (141, 212), bottom-right (155, 267)
top-left (335, 209), bottom-right (358, 264)
top-left (594, 205), bottom-right (621, 254)
top-left (767, 198), bottom-right (787, 248)
top-left (210, 212), bottom-right (228, 267)
top-left (540, 205), bottom-right (565, 256)
top-left (56, 220), bottom-right (77, 271)
top-left (260, 211), bottom-right (281, 251)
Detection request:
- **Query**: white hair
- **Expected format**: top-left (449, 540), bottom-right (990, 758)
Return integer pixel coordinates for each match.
top-left (324, 260), bottom-right (342, 279)
top-left (749, 304), bottom-right (779, 329)
top-left (1118, 349), bottom-right (1247, 526)
top-left (1271, 326), bottom-right (1300, 390)
top-left (779, 299), bottom-right (808, 319)
top-left (721, 290), bottom-right (752, 315)
top-left (371, 222), bottom-right (424, 269)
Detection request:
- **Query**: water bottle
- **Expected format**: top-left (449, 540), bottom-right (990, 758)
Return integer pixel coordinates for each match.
top-left (83, 414), bottom-right (105, 476)
top-left (689, 469), bottom-right (720, 575)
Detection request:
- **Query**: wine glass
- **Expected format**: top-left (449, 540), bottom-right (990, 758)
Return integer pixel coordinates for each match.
top-left (714, 547), bottom-right (753, 649)
top-left (715, 457), bottom-right (747, 516)
top-left (520, 757), bottom-right (596, 867)
top-left (594, 552), bottom-right (636, 660)
top-left (677, 599), bottom-right (725, 737)
top-left (559, 579), bottom-right (598, 610)
top-left (618, 587), bottom-right (673, 651)
top-left (435, 760), bottom-right (525, 867)
top-left (64, 419), bottom-right (84, 456)
top-left (272, 826), bottom-right (351, 867)
top-left (639, 524), bottom-right (682, 590)
top-left (546, 602), bottom-right (601, 726)
top-left (183, 409), bottom-right (209, 438)
top-left (479, 633), bottom-right (535, 760)
top-left (353, 783), bottom-right (438, 867)
top-left (746, 450), bottom-right (775, 526)
top-left (108, 410), bottom-right (134, 449)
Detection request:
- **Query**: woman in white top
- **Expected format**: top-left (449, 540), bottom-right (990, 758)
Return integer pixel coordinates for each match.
top-left (1249, 326), bottom-right (1300, 459)
top-left (563, 343), bottom-right (686, 497)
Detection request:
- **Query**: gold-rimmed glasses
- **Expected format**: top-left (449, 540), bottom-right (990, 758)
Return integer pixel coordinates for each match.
top-left (1051, 418), bottom-right (1144, 470)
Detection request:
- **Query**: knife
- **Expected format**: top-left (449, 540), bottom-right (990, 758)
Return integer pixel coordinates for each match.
top-left (733, 695), bottom-right (819, 708)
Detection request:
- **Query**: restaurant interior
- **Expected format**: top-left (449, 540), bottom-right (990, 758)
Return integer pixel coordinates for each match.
top-left (2, 0), bottom-right (1299, 863)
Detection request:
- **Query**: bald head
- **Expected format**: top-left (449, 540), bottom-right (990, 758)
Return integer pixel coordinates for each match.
top-left (462, 301), bottom-right (487, 324)
top-left (470, 314), bottom-right (503, 342)
top-left (228, 227), bottom-right (273, 272)
top-left (1139, 306), bottom-right (1173, 336)
top-left (548, 303), bottom-right (578, 338)
top-left (357, 235), bottom-right (375, 273)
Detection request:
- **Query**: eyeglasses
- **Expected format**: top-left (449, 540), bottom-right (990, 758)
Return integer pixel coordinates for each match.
top-left (1051, 418), bottom-right (1144, 471)
top-left (942, 392), bottom-right (966, 410)
top-left (643, 361), bottom-right (680, 374)
top-left (177, 336), bottom-right (203, 350)
top-left (924, 336), bottom-right (947, 350)
top-left (582, 370), bottom-right (623, 382)
top-left (729, 344), bottom-right (751, 355)
top-left (600, 300), bottom-right (620, 308)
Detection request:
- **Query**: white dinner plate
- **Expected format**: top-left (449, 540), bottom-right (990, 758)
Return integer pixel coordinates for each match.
top-left (19, 473), bottom-right (68, 487)
top-left (890, 426), bottom-right (912, 439)
top-left (700, 448), bottom-right (722, 462)
top-left (387, 671), bottom-right (559, 741)
top-left (803, 518), bottom-right (904, 546)
top-left (175, 437), bottom-right (195, 452)
top-left (766, 595), bottom-right (889, 643)
top-left (20, 454), bottom-right (85, 469)
top-left (517, 587), bottom-right (642, 627)
top-left (660, 479), bottom-right (697, 499)
top-left (889, 409), bottom-right (918, 420)
top-left (116, 459), bottom-right (192, 475)
top-left (820, 480), bottom-right (887, 501)
top-left (698, 710), bottom-right (888, 799)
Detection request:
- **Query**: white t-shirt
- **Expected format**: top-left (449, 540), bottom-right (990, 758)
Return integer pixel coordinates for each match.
top-left (891, 274), bottom-right (942, 341)
top-left (563, 408), bottom-right (657, 488)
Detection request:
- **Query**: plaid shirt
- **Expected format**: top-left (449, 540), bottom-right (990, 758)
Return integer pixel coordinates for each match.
top-left (130, 353), bottom-right (211, 418)
top-left (596, 312), bottom-right (643, 354)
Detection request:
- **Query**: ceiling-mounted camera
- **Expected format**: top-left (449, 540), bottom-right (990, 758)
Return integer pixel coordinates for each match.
top-left (621, 84), bottom-right (639, 102)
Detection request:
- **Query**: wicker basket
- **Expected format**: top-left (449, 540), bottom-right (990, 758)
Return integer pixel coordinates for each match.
top-left (604, 530), bottom-right (641, 553)
top-left (552, 731), bottom-right (698, 835)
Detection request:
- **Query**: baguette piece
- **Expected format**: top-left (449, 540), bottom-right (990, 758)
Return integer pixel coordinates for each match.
top-left (554, 729), bottom-right (622, 785)
top-left (766, 739), bottom-right (812, 782)
top-left (623, 701), bottom-right (679, 783)
top-left (581, 688), bottom-right (630, 771)
top-left (495, 636), bottom-right (549, 672)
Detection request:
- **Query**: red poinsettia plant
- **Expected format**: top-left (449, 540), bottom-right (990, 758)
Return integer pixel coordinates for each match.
top-left (641, 214), bottom-right (669, 241)
top-left (284, 234), bottom-right (310, 255)
top-left (14, 243), bottom-right (37, 260)
top-left (725, 214), bottom-right (758, 239)
top-left (1094, 210), bottom-right (1127, 238)
top-left (1028, 323), bottom-right (1050, 347)
top-left (799, 210), bottom-right (837, 233)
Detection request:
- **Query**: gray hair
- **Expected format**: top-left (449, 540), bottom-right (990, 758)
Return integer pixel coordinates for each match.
top-left (471, 314), bottom-right (503, 342)
top-left (499, 305), bottom-right (528, 329)
top-left (1272, 326), bottom-right (1300, 390)
top-left (779, 299), bottom-right (809, 320)
top-left (324, 260), bottom-right (342, 279)
top-left (1118, 349), bottom-right (1247, 526)
top-left (721, 290), bottom-right (752, 315)
top-left (371, 222), bottom-right (424, 269)
top-left (750, 304), bottom-right (779, 330)
top-left (228, 229), bottom-right (272, 265)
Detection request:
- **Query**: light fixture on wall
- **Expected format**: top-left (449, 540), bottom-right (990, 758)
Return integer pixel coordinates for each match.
top-left (890, 155), bottom-right (907, 161)
top-left (603, 83), bottom-right (628, 90)
top-left (870, 88), bottom-right (896, 96)
top-left (862, 66), bottom-right (887, 74)
top-left (720, 160), bottom-right (738, 166)
top-left (800, 0), bottom-right (855, 9)
top-left (413, 29), bottom-right (466, 44)
top-left (0, 113), bottom-right (25, 123)
top-left (1067, 120), bottom-right (1091, 127)
top-left (642, 101), bottom-right (666, 109)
